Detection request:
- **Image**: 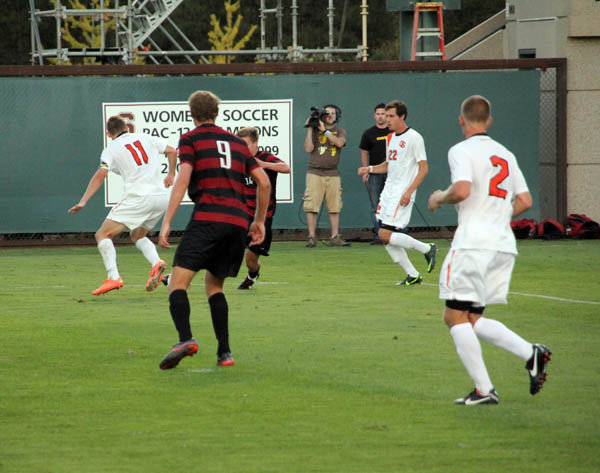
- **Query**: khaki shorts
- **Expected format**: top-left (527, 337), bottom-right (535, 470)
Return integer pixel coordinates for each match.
top-left (303, 173), bottom-right (342, 213)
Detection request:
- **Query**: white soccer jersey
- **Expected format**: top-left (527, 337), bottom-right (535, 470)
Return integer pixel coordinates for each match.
top-left (100, 133), bottom-right (169, 198)
top-left (377, 128), bottom-right (427, 226)
top-left (448, 134), bottom-right (529, 254)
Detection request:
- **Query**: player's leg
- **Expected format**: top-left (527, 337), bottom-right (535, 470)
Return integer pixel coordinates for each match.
top-left (238, 250), bottom-right (261, 290)
top-left (205, 272), bottom-right (233, 366)
top-left (379, 227), bottom-right (420, 284)
top-left (131, 227), bottom-right (166, 292)
top-left (92, 218), bottom-right (127, 295)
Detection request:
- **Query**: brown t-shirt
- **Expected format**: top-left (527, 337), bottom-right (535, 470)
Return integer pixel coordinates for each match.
top-left (307, 126), bottom-right (347, 177)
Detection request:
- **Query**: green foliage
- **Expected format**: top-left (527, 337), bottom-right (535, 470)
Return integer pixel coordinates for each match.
top-left (1, 239), bottom-right (599, 471)
top-left (207, 0), bottom-right (257, 64)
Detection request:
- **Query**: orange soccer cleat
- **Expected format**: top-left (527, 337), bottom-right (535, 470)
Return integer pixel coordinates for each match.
top-left (146, 260), bottom-right (167, 292)
top-left (92, 277), bottom-right (124, 295)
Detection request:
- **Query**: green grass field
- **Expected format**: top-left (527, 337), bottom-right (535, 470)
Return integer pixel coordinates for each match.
top-left (1, 238), bottom-right (599, 473)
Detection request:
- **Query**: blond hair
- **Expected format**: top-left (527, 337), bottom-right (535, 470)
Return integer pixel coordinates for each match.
top-left (236, 126), bottom-right (259, 143)
top-left (461, 95), bottom-right (491, 124)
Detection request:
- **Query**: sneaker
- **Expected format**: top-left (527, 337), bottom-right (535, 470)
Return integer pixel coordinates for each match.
top-left (306, 236), bottom-right (317, 248)
top-left (161, 273), bottom-right (170, 287)
top-left (146, 260), bottom-right (167, 292)
top-left (396, 274), bottom-right (422, 286)
top-left (425, 243), bottom-right (437, 273)
top-left (526, 344), bottom-right (552, 395)
top-left (454, 388), bottom-right (500, 405)
top-left (327, 235), bottom-right (351, 247)
top-left (238, 273), bottom-right (259, 290)
top-left (217, 352), bottom-right (235, 367)
top-left (92, 277), bottom-right (124, 295)
top-left (159, 338), bottom-right (199, 370)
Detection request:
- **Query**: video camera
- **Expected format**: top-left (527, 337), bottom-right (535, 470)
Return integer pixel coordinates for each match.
top-left (305, 106), bottom-right (330, 128)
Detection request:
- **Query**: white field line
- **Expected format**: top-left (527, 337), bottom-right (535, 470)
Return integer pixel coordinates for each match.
top-left (420, 282), bottom-right (600, 305)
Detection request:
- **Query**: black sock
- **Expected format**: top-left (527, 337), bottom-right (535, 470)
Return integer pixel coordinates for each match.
top-left (208, 292), bottom-right (230, 355)
top-left (248, 270), bottom-right (259, 279)
top-left (169, 289), bottom-right (192, 342)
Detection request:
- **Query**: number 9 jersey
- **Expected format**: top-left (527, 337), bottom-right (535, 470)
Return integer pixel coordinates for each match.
top-left (448, 133), bottom-right (529, 255)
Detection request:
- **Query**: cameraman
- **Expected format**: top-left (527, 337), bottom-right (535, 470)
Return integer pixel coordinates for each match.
top-left (303, 104), bottom-right (350, 247)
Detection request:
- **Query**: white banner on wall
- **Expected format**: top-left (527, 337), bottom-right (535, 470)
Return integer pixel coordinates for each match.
top-left (102, 100), bottom-right (294, 206)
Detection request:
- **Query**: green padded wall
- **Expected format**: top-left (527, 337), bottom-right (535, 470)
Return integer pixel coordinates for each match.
top-left (0, 70), bottom-right (540, 233)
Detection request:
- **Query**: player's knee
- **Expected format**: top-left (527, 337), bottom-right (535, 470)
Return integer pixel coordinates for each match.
top-left (378, 229), bottom-right (391, 244)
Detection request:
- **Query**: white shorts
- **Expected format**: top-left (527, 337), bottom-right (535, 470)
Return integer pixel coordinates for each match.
top-left (376, 198), bottom-right (414, 229)
top-left (106, 194), bottom-right (169, 231)
top-left (438, 249), bottom-right (515, 306)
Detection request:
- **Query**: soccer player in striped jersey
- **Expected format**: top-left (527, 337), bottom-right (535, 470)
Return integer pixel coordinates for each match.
top-left (157, 91), bottom-right (270, 370)
top-left (428, 95), bottom-right (551, 405)
top-left (236, 127), bottom-right (291, 290)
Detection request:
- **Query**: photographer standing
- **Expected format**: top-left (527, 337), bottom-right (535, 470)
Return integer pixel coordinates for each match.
top-left (303, 104), bottom-right (350, 247)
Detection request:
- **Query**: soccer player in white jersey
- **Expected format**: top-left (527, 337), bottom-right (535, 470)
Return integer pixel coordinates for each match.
top-left (358, 100), bottom-right (437, 286)
top-left (69, 115), bottom-right (177, 295)
top-left (428, 95), bottom-right (551, 405)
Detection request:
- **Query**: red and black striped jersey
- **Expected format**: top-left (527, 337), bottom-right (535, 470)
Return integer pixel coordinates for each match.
top-left (244, 150), bottom-right (283, 218)
top-left (178, 124), bottom-right (259, 230)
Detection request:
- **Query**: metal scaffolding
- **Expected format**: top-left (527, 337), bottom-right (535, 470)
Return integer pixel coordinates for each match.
top-left (30, 0), bottom-right (369, 65)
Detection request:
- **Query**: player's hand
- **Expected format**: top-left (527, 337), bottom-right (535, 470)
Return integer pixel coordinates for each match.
top-left (68, 202), bottom-right (85, 214)
top-left (248, 221), bottom-right (265, 246)
top-left (159, 222), bottom-right (171, 249)
top-left (400, 191), bottom-right (412, 207)
top-left (428, 190), bottom-right (443, 213)
top-left (163, 175), bottom-right (174, 188)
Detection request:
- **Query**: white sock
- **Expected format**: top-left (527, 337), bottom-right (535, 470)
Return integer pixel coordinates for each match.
top-left (450, 323), bottom-right (494, 395)
top-left (474, 317), bottom-right (534, 361)
top-left (135, 237), bottom-right (161, 266)
top-left (384, 244), bottom-right (419, 277)
top-left (97, 238), bottom-right (119, 280)
top-left (389, 232), bottom-right (430, 254)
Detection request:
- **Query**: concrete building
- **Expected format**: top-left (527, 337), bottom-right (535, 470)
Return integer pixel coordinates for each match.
top-left (446, 0), bottom-right (600, 222)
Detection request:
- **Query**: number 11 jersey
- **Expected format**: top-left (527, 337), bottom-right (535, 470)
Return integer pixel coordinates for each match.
top-left (448, 133), bottom-right (529, 254)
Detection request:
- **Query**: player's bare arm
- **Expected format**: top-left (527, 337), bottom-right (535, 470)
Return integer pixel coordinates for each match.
top-left (512, 191), bottom-right (533, 218)
top-left (358, 161), bottom-right (388, 177)
top-left (428, 180), bottom-right (471, 213)
top-left (258, 160), bottom-right (291, 174)
top-left (68, 167), bottom-right (108, 214)
top-left (159, 162), bottom-right (192, 249)
top-left (163, 145), bottom-right (178, 188)
top-left (400, 160), bottom-right (428, 207)
top-left (248, 166), bottom-right (271, 246)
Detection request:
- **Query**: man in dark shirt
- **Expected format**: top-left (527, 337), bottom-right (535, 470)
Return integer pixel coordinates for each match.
top-left (359, 103), bottom-right (390, 244)
top-left (157, 90), bottom-right (270, 370)
top-left (236, 127), bottom-right (291, 290)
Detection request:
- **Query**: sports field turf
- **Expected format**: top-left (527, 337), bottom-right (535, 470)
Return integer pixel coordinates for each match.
top-left (1, 238), bottom-right (599, 472)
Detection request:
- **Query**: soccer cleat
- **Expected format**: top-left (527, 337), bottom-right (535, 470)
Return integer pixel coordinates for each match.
top-left (326, 235), bottom-right (351, 247)
top-left (526, 344), bottom-right (552, 395)
top-left (454, 388), bottom-right (499, 405)
top-left (146, 260), bottom-right (167, 292)
top-left (161, 273), bottom-right (170, 286)
top-left (217, 352), bottom-right (235, 367)
top-left (306, 236), bottom-right (317, 248)
top-left (425, 243), bottom-right (437, 273)
top-left (396, 274), bottom-right (422, 286)
top-left (92, 277), bottom-right (124, 295)
top-left (159, 338), bottom-right (199, 370)
top-left (238, 273), bottom-right (259, 290)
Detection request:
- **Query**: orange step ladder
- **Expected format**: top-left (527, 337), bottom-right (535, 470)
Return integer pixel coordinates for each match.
top-left (411, 2), bottom-right (445, 60)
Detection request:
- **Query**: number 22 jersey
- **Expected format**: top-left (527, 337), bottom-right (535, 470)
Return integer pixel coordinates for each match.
top-left (448, 133), bottom-right (529, 255)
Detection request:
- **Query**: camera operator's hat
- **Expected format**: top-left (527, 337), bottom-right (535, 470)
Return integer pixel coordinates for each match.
top-left (323, 104), bottom-right (342, 123)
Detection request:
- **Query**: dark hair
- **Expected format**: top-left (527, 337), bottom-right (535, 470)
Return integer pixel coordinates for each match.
top-left (323, 104), bottom-right (342, 123)
top-left (237, 126), bottom-right (259, 143)
top-left (106, 116), bottom-right (127, 135)
top-left (374, 102), bottom-right (386, 111)
top-left (461, 95), bottom-right (490, 123)
top-left (188, 90), bottom-right (220, 122)
top-left (385, 100), bottom-right (408, 120)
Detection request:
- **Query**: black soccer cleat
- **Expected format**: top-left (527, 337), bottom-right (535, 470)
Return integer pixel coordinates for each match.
top-left (237, 273), bottom-right (259, 290)
top-left (526, 344), bottom-right (552, 395)
top-left (217, 352), bottom-right (234, 367)
top-left (425, 243), bottom-right (437, 273)
top-left (396, 274), bottom-right (423, 286)
top-left (454, 388), bottom-right (499, 405)
top-left (159, 338), bottom-right (198, 370)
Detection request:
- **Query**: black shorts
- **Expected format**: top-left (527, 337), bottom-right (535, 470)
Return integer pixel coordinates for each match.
top-left (173, 221), bottom-right (247, 279)
top-left (378, 220), bottom-right (408, 234)
top-left (247, 217), bottom-right (273, 257)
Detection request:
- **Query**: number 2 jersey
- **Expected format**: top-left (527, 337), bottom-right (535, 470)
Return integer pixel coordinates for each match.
top-left (448, 133), bottom-right (529, 255)
top-left (100, 132), bottom-right (169, 198)
top-left (177, 123), bottom-right (260, 231)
